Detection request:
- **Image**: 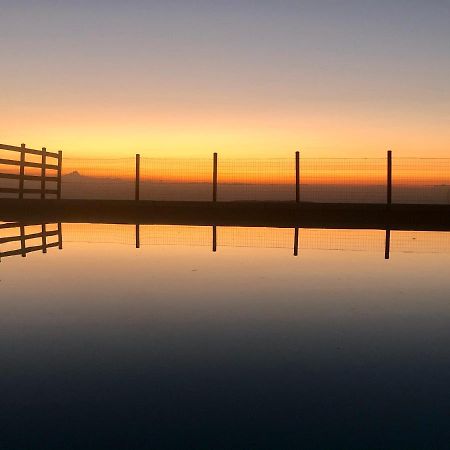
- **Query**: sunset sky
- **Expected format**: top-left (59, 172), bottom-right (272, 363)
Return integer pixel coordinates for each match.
top-left (1, 0), bottom-right (449, 158)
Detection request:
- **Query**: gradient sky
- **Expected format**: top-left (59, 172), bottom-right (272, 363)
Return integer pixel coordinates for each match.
top-left (1, 0), bottom-right (449, 158)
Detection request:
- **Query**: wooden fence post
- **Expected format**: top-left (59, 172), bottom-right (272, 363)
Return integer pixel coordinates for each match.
top-left (387, 150), bottom-right (392, 208)
top-left (213, 152), bottom-right (218, 202)
top-left (41, 147), bottom-right (47, 199)
top-left (135, 154), bottom-right (140, 201)
top-left (295, 151), bottom-right (300, 203)
top-left (57, 150), bottom-right (63, 200)
top-left (19, 144), bottom-right (25, 199)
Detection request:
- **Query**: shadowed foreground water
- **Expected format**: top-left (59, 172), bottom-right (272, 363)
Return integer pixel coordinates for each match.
top-left (0, 225), bottom-right (449, 449)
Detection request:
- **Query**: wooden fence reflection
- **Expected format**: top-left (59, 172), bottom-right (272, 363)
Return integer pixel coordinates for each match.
top-left (0, 222), bottom-right (62, 260)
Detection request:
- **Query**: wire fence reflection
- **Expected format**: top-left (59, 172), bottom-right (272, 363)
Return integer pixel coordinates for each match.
top-left (60, 224), bottom-right (450, 259)
top-left (2, 222), bottom-right (450, 261)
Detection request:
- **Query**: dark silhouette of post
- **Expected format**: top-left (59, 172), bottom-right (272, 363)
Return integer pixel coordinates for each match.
top-left (57, 223), bottom-right (63, 249)
top-left (135, 154), bottom-right (140, 201)
top-left (42, 224), bottom-right (47, 253)
top-left (212, 225), bottom-right (217, 252)
top-left (293, 227), bottom-right (299, 256)
top-left (57, 150), bottom-right (63, 200)
top-left (385, 228), bottom-right (391, 259)
top-left (295, 151), bottom-right (300, 203)
top-left (213, 152), bottom-right (218, 202)
top-left (387, 150), bottom-right (392, 208)
top-left (136, 224), bottom-right (140, 248)
top-left (19, 224), bottom-right (26, 257)
top-left (19, 144), bottom-right (25, 199)
top-left (41, 147), bottom-right (47, 199)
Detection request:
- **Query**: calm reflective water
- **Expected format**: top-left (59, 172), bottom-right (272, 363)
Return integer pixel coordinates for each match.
top-left (1, 224), bottom-right (449, 449)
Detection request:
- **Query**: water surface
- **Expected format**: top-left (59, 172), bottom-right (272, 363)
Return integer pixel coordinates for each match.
top-left (1, 225), bottom-right (449, 449)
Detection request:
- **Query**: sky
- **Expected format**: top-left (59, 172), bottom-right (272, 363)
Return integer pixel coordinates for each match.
top-left (1, 0), bottom-right (449, 158)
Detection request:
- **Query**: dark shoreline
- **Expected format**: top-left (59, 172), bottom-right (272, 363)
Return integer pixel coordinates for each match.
top-left (1, 199), bottom-right (449, 231)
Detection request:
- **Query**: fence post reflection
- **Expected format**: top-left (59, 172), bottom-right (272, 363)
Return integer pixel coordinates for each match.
top-left (293, 227), bottom-right (299, 256)
top-left (42, 224), bottom-right (47, 253)
top-left (19, 224), bottom-right (26, 257)
top-left (212, 225), bottom-right (217, 252)
top-left (136, 224), bottom-right (140, 248)
top-left (58, 223), bottom-right (63, 249)
top-left (385, 228), bottom-right (391, 260)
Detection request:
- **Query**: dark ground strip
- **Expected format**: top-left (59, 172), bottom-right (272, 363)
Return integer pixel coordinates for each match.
top-left (0, 199), bottom-right (449, 231)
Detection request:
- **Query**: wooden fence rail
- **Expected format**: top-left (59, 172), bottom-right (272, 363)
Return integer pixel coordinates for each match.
top-left (0, 143), bottom-right (62, 199)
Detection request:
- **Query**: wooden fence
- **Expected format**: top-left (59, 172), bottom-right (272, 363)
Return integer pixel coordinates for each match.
top-left (0, 143), bottom-right (62, 199)
top-left (0, 222), bottom-right (62, 260)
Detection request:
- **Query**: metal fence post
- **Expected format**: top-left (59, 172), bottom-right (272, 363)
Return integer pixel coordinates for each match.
top-left (135, 154), bottom-right (140, 201)
top-left (213, 152), bottom-right (218, 202)
top-left (295, 151), bottom-right (300, 203)
top-left (387, 150), bottom-right (392, 208)
top-left (19, 144), bottom-right (25, 199)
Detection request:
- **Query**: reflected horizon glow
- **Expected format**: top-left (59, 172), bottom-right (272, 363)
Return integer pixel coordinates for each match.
top-left (1, 223), bottom-right (449, 448)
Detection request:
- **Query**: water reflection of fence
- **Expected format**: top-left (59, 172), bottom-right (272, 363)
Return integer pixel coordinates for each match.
top-left (62, 224), bottom-right (450, 259)
top-left (0, 222), bottom-right (62, 260)
top-left (58, 153), bottom-right (450, 204)
top-left (0, 143), bottom-right (62, 199)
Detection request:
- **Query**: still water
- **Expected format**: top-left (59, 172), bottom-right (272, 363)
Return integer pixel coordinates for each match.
top-left (1, 224), bottom-right (449, 449)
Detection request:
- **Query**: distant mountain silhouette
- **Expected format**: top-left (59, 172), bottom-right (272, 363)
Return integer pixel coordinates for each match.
top-left (64, 171), bottom-right (83, 178)
top-left (63, 171), bottom-right (122, 181)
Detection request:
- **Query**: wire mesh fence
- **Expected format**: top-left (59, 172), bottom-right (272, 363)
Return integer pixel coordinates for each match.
top-left (218, 159), bottom-right (295, 201)
top-left (392, 158), bottom-right (450, 204)
top-left (3, 148), bottom-right (449, 204)
top-left (62, 157), bottom-right (135, 200)
top-left (300, 158), bottom-right (387, 203)
top-left (140, 158), bottom-right (213, 201)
